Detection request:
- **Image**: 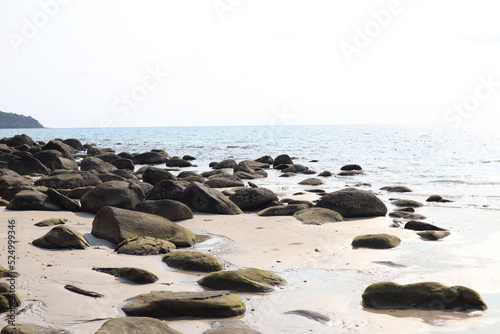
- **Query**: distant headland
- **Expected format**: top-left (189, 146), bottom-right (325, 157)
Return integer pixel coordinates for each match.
top-left (0, 110), bottom-right (44, 128)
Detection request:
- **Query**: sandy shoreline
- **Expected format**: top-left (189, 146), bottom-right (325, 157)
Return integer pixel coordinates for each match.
top-left (1, 198), bottom-right (500, 333)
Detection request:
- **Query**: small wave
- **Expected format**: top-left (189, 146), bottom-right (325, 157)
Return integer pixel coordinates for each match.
top-left (431, 180), bottom-right (500, 186)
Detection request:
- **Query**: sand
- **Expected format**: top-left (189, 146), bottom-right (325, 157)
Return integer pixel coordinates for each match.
top-left (1, 200), bottom-right (500, 333)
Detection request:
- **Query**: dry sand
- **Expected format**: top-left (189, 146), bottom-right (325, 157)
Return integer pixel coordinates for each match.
top-left (1, 202), bottom-right (500, 333)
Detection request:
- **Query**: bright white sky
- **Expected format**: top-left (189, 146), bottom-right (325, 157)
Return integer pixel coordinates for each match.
top-left (1, 0), bottom-right (499, 128)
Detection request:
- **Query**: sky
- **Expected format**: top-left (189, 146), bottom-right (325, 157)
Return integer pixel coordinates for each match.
top-left (1, 0), bottom-right (499, 128)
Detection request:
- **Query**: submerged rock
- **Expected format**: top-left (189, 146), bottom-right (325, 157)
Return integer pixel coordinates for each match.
top-left (95, 317), bottom-right (181, 334)
top-left (122, 290), bottom-right (246, 318)
top-left (340, 164), bottom-right (362, 171)
top-left (426, 194), bottom-right (454, 203)
top-left (315, 188), bottom-right (387, 218)
top-left (198, 268), bottom-right (287, 293)
top-left (380, 186), bottom-right (413, 193)
top-left (352, 234), bottom-right (401, 249)
top-left (162, 250), bottom-right (223, 272)
top-left (362, 282), bottom-right (487, 311)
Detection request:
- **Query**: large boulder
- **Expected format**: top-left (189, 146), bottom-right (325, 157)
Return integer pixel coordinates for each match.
top-left (351, 234), bottom-right (401, 249)
top-left (314, 188), bottom-right (387, 218)
top-left (115, 236), bottom-right (176, 255)
top-left (35, 173), bottom-right (85, 189)
top-left (162, 251), bottom-right (223, 272)
top-left (131, 151), bottom-right (169, 165)
top-left (134, 199), bottom-right (193, 221)
top-left (0, 170), bottom-right (33, 196)
top-left (62, 138), bottom-right (84, 151)
top-left (0, 134), bottom-right (36, 147)
top-left (80, 181), bottom-right (145, 213)
top-left (32, 226), bottom-right (89, 249)
top-left (362, 282), bottom-right (487, 311)
top-left (6, 190), bottom-right (61, 211)
top-left (47, 188), bottom-right (81, 212)
top-left (180, 182), bottom-right (242, 215)
top-left (166, 157), bottom-right (192, 168)
top-left (80, 156), bottom-right (117, 174)
top-left (273, 154), bottom-right (293, 168)
top-left (7, 156), bottom-right (48, 175)
top-left (91, 206), bottom-right (196, 247)
top-left (147, 180), bottom-right (189, 201)
top-left (111, 158), bottom-right (135, 171)
top-left (142, 167), bottom-right (177, 185)
top-left (34, 150), bottom-right (78, 171)
top-left (95, 317), bottom-right (181, 334)
top-left (293, 207), bottom-right (344, 225)
top-left (122, 290), bottom-right (245, 318)
top-left (198, 268), bottom-right (286, 293)
top-left (228, 188), bottom-right (278, 211)
top-left (404, 221), bottom-right (446, 231)
top-left (50, 170), bottom-right (102, 187)
top-left (213, 159), bottom-right (237, 170)
top-left (42, 140), bottom-right (75, 159)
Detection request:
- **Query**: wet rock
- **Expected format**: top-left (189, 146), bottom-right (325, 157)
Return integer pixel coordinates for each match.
top-left (204, 320), bottom-right (260, 334)
top-left (134, 199), bottom-right (193, 221)
top-left (338, 170), bottom-right (364, 176)
top-left (293, 207), bottom-right (344, 225)
top-left (318, 171), bottom-right (332, 177)
top-left (273, 154), bottom-right (293, 168)
top-left (362, 282), bottom-right (487, 311)
top-left (248, 181), bottom-right (258, 188)
top-left (131, 151), bottom-right (169, 165)
top-left (228, 188), bottom-right (279, 211)
top-left (111, 158), bottom-right (135, 171)
top-left (282, 164), bottom-right (309, 174)
top-left (32, 226), bottom-right (89, 249)
top-left (166, 157), bottom-right (192, 167)
top-left (391, 199), bottom-right (424, 208)
top-left (257, 204), bottom-right (309, 216)
top-left (198, 268), bottom-right (286, 293)
top-left (180, 182), bottom-right (243, 215)
top-left (352, 234), bottom-right (401, 249)
top-left (34, 217), bottom-right (67, 227)
top-left (163, 250), bottom-right (223, 272)
top-left (255, 155), bottom-right (273, 165)
top-left (81, 156), bottom-right (117, 174)
top-left (315, 188), bottom-right (387, 218)
top-left (115, 236), bottom-right (176, 255)
top-left (380, 186), bottom-right (413, 193)
top-left (142, 167), bottom-right (177, 185)
top-left (147, 180), bottom-right (189, 201)
top-left (95, 317), bottom-right (181, 334)
top-left (298, 178), bottom-right (324, 186)
top-left (404, 220), bottom-right (447, 231)
top-left (389, 212), bottom-right (427, 220)
top-left (122, 290), bottom-right (245, 318)
top-left (340, 164), bottom-right (362, 171)
top-left (417, 231), bottom-right (451, 241)
top-left (6, 190), bottom-right (61, 211)
top-left (62, 138), bottom-right (84, 151)
top-left (93, 267), bottom-right (158, 284)
top-left (80, 181), bottom-right (145, 213)
top-left (1, 323), bottom-right (69, 334)
top-left (394, 207), bottom-right (415, 213)
top-left (183, 155), bottom-right (196, 161)
top-left (206, 175), bottom-right (244, 188)
top-left (426, 194), bottom-right (454, 203)
top-left (8, 156), bottom-right (49, 175)
top-left (213, 159), bottom-right (237, 170)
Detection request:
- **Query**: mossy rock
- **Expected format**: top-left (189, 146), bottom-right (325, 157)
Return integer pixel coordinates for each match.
top-left (352, 234), bottom-right (401, 249)
top-left (92, 267), bottom-right (158, 284)
top-left (1, 323), bottom-right (69, 334)
top-left (198, 268), bottom-right (286, 293)
top-left (95, 317), bottom-right (181, 334)
top-left (389, 211), bottom-right (427, 220)
top-left (380, 186), bottom-right (413, 193)
top-left (362, 282), bottom-right (487, 311)
top-left (298, 178), bottom-right (324, 186)
top-left (417, 231), bottom-right (451, 241)
top-left (257, 204), bottom-right (309, 217)
top-left (293, 207), bottom-right (343, 225)
top-left (0, 266), bottom-right (17, 278)
top-left (122, 290), bottom-right (245, 318)
top-left (32, 226), bottom-right (89, 250)
top-left (163, 251), bottom-right (223, 272)
top-left (203, 320), bottom-right (260, 334)
top-left (115, 236), bottom-right (176, 255)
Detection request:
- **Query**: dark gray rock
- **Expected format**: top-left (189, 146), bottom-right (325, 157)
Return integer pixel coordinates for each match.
top-left (228, 188), bottom-right (279, 211)
top-left (6, 189), bottom-right (61, 211)
top-left (315, 188), bottom-right (387, 218)
top-left (81, 156), bottom-right (117, 174)
top-left (206, 175), bottom-right (244, 188)
top-left (318, 171), bottom-right (332, 177)
top-left (47, 188), bottom-right (81, 211)
top-left (213, 159), bottom-right (237, 170)
top-left (92, 267), bottom-right (158, 284)
top-left (142, 167), bottom-right (177, 185)
top-left (391, 199), bottom-right (424, 207)
top-left (35, 173), bottom-right (85, 189)
top-left (111, 158), bottom-right (135, 171)
top-left (134, 199), bottom-right (193, 221)
top-left (273, 154), bottom-right (293, 167)
top-left (62, 138), bottom-right (84, 151)
top-left (166, 157), bottom-right (192, 167)
top-left (34, 150), bottom-right (78, 171)
top-left (404, 220), bottom-right (447, 231)
top-left (380, 186), bottom-right (413, 193)
top-left (7, 156), bottom-right (48, 175)
top-left (131, 151), bottom-right (169, 165)
top-left (180, 182), bottom-right (243, 215)
top-left (80, 181), bottom-right (146, 213)
top-left (42, 140), bottom-right (76, 159)
top-left (417, 231), bottom-right (451, 240)
top-left (1, 324), bottom-right (69, 334)
top-left (340, 164), bottom-right (362, 171)
top-left (147, 180), bottom-right (189, 201)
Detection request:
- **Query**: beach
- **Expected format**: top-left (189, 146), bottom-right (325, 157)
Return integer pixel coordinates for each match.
top-left (1, 127), bottom-right (500, 333)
